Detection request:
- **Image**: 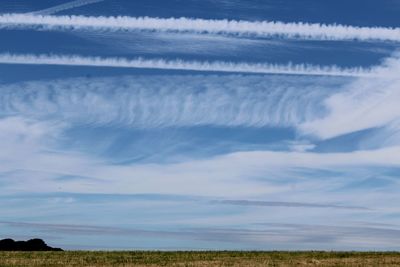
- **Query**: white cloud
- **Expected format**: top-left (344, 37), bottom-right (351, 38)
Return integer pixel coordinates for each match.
top-left (1, 14), bottom-right (400, 42)
top-left (0, 116), bottom-right (64, 156)
top-left (0, 75), bottom-right (333, 128)
top-left (300, 54), bottom-right (400, 139)
top-left (2, 129), bottom-right (400, 197)
top-left (0, 53), bottom-right (371, 77)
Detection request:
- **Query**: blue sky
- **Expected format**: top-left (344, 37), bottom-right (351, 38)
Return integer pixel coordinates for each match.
top-left (0, 0), bottom-right (400, 250)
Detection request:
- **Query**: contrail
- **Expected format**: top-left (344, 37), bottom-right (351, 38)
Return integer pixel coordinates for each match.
top-left (0, 53), bottom-right (373, 77)
top-left (29, 0), bottom-right (104, 16)
top-left (0, 14), bottom-right (400, 42)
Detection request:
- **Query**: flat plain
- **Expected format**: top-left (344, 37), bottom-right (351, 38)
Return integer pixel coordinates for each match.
top-left (1, 251), bottom-right (400, 266)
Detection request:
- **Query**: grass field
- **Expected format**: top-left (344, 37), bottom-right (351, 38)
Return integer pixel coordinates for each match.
top-left (1, 251), bottom-right (400, 266)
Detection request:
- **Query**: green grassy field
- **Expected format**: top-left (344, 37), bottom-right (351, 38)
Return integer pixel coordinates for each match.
top-left (1, 251), bottom-right (400, 267)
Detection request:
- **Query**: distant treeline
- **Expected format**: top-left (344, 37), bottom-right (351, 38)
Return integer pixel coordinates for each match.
top-left (0, 238), bottom-right (62, 251)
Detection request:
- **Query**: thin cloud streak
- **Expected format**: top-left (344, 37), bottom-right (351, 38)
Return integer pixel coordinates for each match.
top-left (0, 53), bottom-right (373, 77)
top-left (1, 14), bottom-right (400, 42)
top-left (212, 199), bottom-right (370, 210)
top-left (29, 0), bottom-right (104, 16)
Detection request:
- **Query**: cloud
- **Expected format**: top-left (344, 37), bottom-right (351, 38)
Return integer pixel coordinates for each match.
top-left (0, 53), bottom-right (372, 77)
top-left (0, 75), bottom-right (334, 128)
top-left (3, 221), bottom-right (400, 250)
top-left (1, 1), bottom-right (400, 252)
top-left (1, 14), bottom-right (400, 42)
top-left (254, 223), bottom-right (400, 249)
top-left (0, 116), bottom-right (64, 155)
top-left (3, 138), bottom-right (400, 197)
top-left (82, 31), bottom-right (274, 57)
top-left (358, 120), bottom-right (400, 149)
top-left (0, 192), bottom-right (369, 211)
top-left (212, 199), bottom-right (370, 210)
top-left (1, 74), bottom-right (400, 197)
top-left (29, 0), bottom-right (104, 16)
top-left (300, 53), bottom-right (400, 139)
top-left (4, 54), bottom-right (400, 145)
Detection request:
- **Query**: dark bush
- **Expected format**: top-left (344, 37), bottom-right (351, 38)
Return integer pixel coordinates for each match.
top-left (0, 238), bottom-right (63, 251)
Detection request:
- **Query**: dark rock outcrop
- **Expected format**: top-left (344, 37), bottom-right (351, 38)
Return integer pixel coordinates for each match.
top-left (0, 238), bottom-right (63, 251)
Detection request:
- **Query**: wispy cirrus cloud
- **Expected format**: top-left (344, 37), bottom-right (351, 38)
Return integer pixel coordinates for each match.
top-left (301, 53), bottom-right (400, 139)
top-left (1, 53), bottom-right (399, 141)
top-left (1, 14), bottom-right (400, 42)
top-left (0, 75), bottom-right (334, 129)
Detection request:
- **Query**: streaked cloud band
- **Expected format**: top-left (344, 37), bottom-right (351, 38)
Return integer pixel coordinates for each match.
top-left (0, 75), bottom-right (331, 128)
top-left (0, 14), bottom-right (399, 42)
top-left (0, 53), bottom-right (372, 77)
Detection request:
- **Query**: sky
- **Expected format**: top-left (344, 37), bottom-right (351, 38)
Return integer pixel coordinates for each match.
top-left (0, 0), bottom-right (400, 250)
